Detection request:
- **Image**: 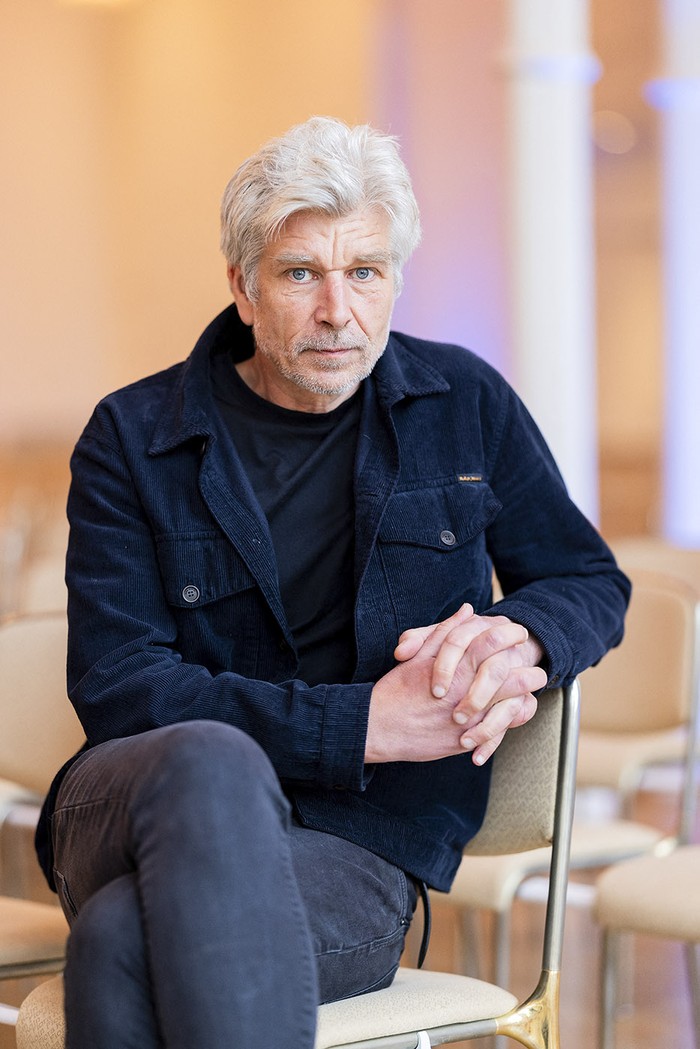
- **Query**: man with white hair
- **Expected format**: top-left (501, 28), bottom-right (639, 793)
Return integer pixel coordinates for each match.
top-left (38, 117), bottom-right (629, 1048)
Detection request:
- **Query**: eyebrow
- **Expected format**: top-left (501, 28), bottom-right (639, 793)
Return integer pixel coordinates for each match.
top-left (270, 250), bottom-right (394, 269)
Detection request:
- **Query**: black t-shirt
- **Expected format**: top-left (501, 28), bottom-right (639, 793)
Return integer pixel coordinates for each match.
top-left (212, 353), bottom-right (361, 686)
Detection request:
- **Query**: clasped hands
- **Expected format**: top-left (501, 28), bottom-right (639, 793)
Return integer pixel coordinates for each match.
top-left (366, 604), bottom-right (547, 767)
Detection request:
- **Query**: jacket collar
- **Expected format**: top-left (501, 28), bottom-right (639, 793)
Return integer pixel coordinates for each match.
top-left (149, 304), bottom-right (450, 456)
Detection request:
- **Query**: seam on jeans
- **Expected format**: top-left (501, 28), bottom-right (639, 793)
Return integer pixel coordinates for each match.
top-left (315, 924), bottom-right (407, 959)
top-left (53, 796), bottom-right (129, 814)
top-left (314, 863), bottom-right (411, 959)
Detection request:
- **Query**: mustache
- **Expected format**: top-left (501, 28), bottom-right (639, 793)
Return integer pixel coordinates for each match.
top-left (296, 333), bottom-right (370, 353)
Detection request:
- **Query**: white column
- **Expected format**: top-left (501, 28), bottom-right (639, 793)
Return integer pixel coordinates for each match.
top-left (505, 0), bottom-right (600, 520)
top-left (647, 0), bottom-right (700, 546)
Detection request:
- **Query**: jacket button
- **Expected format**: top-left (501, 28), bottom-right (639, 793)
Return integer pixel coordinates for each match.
top-left (182, 585), bottom-right (200, 603)
top-left (440, 530), bottom-right (456, 546)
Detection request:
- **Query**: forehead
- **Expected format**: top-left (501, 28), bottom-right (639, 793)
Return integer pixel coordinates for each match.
top-left (263, 208), bottom-right (392, 266)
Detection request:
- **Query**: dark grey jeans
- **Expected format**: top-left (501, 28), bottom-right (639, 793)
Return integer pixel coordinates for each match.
top-left (51, 721), bottom-right (417, 1049)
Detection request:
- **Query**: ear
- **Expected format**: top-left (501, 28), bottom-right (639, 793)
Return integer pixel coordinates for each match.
top-left (227, 265), bottom-right (255, 326)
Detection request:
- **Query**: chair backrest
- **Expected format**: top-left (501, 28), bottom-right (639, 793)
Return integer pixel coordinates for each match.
top-left (463, 685), bottom-right (567, 856)
top-left (466, 682), bottom-right (581, 975)
top-left (613, 536), bottom-right (700, 596)
top-left (17, 553), bottom-right (68, 615)
top-left (578, 568), bottom-right (700, 734)
top-left (0, 612), bottom-right (85, 795)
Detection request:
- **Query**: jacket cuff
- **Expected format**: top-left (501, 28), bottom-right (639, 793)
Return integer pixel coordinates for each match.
top-left (318, 682), bottom-right (374, 791)
top-left (482, 597), bottom-right (577, 688)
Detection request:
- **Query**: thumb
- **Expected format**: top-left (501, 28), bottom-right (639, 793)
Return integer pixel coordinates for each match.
top-left (394, 604), bottom-right (474, 662)
top-left (394, 624), bottom-right (437, 661)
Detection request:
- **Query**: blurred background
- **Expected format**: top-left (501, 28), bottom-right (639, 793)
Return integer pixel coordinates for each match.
top-left (0, 0), bottom-right (696, 559)
top-left (3, 5), bottom-right (700, 1046)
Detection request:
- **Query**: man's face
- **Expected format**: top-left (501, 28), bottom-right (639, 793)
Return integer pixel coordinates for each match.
top-left (229, 209), bottom-right (396, 412)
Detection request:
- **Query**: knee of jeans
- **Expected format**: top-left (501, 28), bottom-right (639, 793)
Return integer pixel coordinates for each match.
top-left (138, 721), bottom-right (282, 808)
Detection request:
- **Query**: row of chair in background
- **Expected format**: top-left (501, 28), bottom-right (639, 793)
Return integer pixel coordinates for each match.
top-left (0, 504), bottom-right (69, 1026)
top-left (441, 564), bottom-right (700, 1047)
top-left (0, 502), bottom-right (67, 619)
top-left (593, 543), bottom-right (700, 1048)
top-left (570, 544), bottom-right (700, 1049)
top-left (0, 613), bottom-right (82, 1024)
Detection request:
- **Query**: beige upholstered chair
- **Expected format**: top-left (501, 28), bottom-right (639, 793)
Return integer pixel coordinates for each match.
top-left (577, 562), bottom-right (700, 814)
top-left (0, 612), bottom-right (84, 1022)
top-left (0, 897), bottom-right (68, 980)
top-left (16, 682), bottom-right (580, 1049)
top-left (442, 568), bottom-right (699, 988)
top-left (17, 554), bottom-right (67, 616)
top-left (593, 575), bottom-right (700, 1049)
top-left (612, 536), bottom-right (700, 594)
top-left (595, 846), bottom-right (700, 1049)
top-left (0, 611), bottom-right (85, 901)
top-left (0, 611), bottom-right (84, 798)
top-left (587, 537), bottom-right (700, 808)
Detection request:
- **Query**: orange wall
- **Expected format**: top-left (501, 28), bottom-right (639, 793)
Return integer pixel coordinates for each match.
top-left (0, 0), bottom-right (665, 527)
top-left (0, 0), bottom-right (378, 442)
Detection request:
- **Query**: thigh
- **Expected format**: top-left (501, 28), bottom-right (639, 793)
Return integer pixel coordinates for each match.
top-left (51, 721), bottom-right (288, 923)
top-left (289, 823), bottom-right (418, 1004)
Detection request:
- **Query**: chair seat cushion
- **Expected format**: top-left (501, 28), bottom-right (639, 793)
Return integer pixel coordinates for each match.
top-left (0, 897), bottom-right (68, 967)
top-left (315, 967), bottom-right (517, 1049)
top-left (576, 729), bottom-right (686, 790)
top-left (18, 969), bottom-right (519, 1049)
top-left (445, 819), bottom-right (665, 912)
top-left (16, 974), bottom-right (65, 1049)
top-left (595, 845), bottom-right (700, 940)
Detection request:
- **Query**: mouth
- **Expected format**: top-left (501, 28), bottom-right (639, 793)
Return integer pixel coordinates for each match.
top-left (303, 342), bottom-right (360, 352)
top-left (302, 345), bottom-right (362, 363)
top-left (309, 346), bottom-right (356, 355)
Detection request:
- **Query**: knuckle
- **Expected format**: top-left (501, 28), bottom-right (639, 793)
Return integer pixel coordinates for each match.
top-left (483, 657), bottom-right (510, 686)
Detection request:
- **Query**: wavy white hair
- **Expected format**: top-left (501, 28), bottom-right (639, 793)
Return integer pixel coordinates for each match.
top-left (220, 116), bottom-right (421, 299)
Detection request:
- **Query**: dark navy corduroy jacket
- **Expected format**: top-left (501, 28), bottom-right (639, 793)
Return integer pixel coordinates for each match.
top-left (38, 305), bottom-right (630, 891)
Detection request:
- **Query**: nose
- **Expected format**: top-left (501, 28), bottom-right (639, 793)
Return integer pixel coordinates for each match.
top-left (314, 274), bottom-right (352, 328)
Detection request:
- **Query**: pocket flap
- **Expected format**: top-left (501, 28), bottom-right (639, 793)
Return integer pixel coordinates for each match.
top-left (379, 481), bottom-right (501, 550)
top-left (156, 533), bottom-right (256, 606)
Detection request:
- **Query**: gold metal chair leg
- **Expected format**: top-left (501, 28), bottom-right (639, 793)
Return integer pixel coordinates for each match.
top-left (494, 969), bottom-right (560, 1049)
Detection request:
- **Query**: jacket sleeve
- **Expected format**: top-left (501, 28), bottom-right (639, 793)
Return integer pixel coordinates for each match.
top-left (482, 383), bottom-right (631, 686)
top-left (65, 418), bottom-right (372, 792)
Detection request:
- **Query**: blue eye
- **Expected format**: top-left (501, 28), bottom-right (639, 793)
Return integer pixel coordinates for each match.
top-left (289, 268), bottom-right (311, 282)
top-left (354, 267), bottom-right (374, 281)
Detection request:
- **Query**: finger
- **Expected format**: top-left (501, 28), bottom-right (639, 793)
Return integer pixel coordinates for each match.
top-left (459, 694), bottom-right (538, 765)
top-left (453, 659), bottom-right (547, 725)
top-left (394, 625), bottom-right (436, 661)
top-left (457, 622), bottom-right (531, 677)
top-left (431, 619), bottom-right (527, 700)
top-left (470, 731), bottom-right (506, 766)
top-left (459, 695), bottom-right (529, 751)
top-left (395, 604), bottom-right (474, 663)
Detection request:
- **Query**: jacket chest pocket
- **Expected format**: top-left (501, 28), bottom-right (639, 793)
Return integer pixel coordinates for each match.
top-left (377, 480), bottom-right (501, 625)
top-left (155, 532), bottom-right (256, 607)
top-left (155, 532), bottom-right (263, 674)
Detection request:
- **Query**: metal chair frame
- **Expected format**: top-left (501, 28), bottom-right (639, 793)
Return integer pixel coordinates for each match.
top-left (315, 682), bottom-right (581, 1049)
top-left (446, 569), bottom-right (700, 989)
